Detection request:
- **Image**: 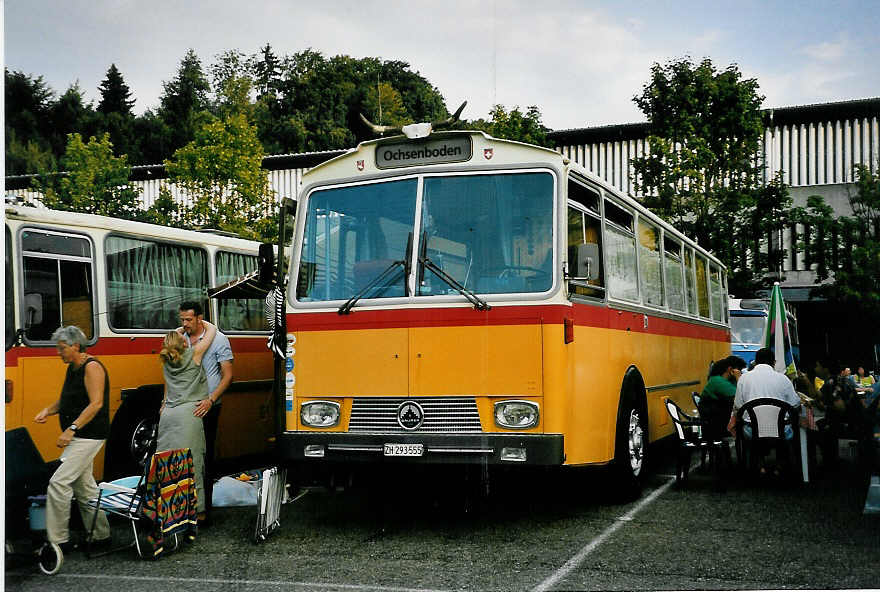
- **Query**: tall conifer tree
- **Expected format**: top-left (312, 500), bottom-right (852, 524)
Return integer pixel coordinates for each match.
top-left (97, 64), bottom-right (135, 115)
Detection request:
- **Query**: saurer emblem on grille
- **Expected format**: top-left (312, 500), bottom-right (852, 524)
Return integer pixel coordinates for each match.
top-left (397, 401), bottom-right (424, 430)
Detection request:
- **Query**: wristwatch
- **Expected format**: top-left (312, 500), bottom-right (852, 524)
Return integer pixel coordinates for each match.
top-left (68, 423), bottom-right (78, 433)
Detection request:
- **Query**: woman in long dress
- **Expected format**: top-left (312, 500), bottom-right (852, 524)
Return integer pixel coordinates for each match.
top-left (157, 322), bottom-right (217, 518)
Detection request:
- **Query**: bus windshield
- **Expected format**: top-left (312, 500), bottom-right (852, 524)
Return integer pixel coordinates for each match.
top-left (295, 171), bottom-right (554, 303)
top-left (730, 313), bottom-right (766, 345)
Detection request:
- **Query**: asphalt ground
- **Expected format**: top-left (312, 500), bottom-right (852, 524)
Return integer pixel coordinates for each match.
top-left (5, 440), bottom-right (880, 591)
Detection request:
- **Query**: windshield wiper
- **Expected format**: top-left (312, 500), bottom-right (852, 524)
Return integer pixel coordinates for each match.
top-left (419, 255), bottom-right (491, 311)
top-left (338, 260), bottom-right (406, 315)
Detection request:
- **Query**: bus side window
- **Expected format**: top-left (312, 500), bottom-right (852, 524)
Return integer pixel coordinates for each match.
top-left (6, 226), bottom-right (15, 349)
top-left (566, 205), bottom-right (604, 299)
top-left (637, 219), bottom-right (663, 307)
top-left (684, 248), bottom-right (697, 315)
top-left (105, 236), bottom-right (208, 329)
top-left (708, 263), bottom-right (723, 321)
top-left (695, 255), bottom-right (710, 318)
top-left (20, 229), bottom-right (95, 342)
top-left (216, 251), bottom-right (270, 332)
top-left (663, 236), bottom-right (686, 313)
top-left (603, 200), bottom-right (638, 302)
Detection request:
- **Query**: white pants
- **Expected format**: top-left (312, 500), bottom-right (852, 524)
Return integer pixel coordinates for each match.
top-left (46, 437), bottom-right (111, 544)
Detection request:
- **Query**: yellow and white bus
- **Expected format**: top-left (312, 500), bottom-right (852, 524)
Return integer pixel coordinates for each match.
top-left (5, 205), bottom-right (274, 479)
top-left (276, 127), bottom-right (730, 494)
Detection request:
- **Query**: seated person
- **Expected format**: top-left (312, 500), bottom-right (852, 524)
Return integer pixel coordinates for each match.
top-left (816, 358), bottom-right (859, 430)
top-left (818, 358), bottom-right (880, 470)
top-left (698, 355), bottom-right (746, 440)
top-left (856, 366), bottom-right (875, 388)
top-left (731, 347), bottom-right (801, 440)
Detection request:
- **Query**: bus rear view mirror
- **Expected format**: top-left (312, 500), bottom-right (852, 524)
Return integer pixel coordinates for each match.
top-left (24, 293), bottom-right (43, 326)
top-left (258, 243), bottom-right (275, 285)
top-left (576, 243), bottom-right (600, 280)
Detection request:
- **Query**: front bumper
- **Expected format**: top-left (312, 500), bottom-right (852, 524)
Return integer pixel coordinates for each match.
top-left (277, 432), bottom-right (564, 465)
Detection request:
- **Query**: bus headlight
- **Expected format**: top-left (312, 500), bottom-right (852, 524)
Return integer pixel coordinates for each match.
top-left (300, 401), bottom-right (340, 428)
top-left (494, 401), bottom-right (539, 429)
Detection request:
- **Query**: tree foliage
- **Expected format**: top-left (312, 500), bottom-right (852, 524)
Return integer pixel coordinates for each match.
top-left (5, 69), bottom-right (58, 174)
top-left (162, 113), bottom-right (273, 240)
top-left (37, 133), bottom-right (142, 219)
top-left (159, 49), bottom-right (211, 154)
top-left (810, 164), bottom-right (880, 309)
top-left (5, 48), bottom-right (455, 174)
top-left (468, 104), bottom-right (551, 146)
top-left (97, 64), bottom-right (135, 116)
top-left (630, 57), bottom-right (782, 295)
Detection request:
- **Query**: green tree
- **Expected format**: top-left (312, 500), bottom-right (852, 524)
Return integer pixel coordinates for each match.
top-left (5, 69), bottom-right (56, 174)
top-left (49, 84), bottom-right (99, 154)
top-left (469, 104), bottom-right (551, 146)
top-left (163, 113), bottom-right (274, 239)
top-left (253, 44), bottom-right (280, 100)
top-left (94, 66), bottom-right (138, 161)
top-left (630, 57), bottom-right (774, 295)
top-left (159, 49), bottom-right (211, 153)
top-left (132, 110), bottom-right (173, 165)
top-left (5, 135), bottom-right (56, 175)
top-left (37, 133), bottom-right (142, 219)
top-left (97, 64), bottom-right (135, 116)
top-left (210, 49), bottom-right (255, 114)
top-left (272, 51), bottom-right (449, 150)
top-left (363, 82), bottom-right (411, 128)
top-left (812, 164), bottom-right (880, 307)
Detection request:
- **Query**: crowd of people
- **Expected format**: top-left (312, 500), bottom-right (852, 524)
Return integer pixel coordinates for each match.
top-left (35, 301), bottom-right (233, 552)
top-left (697, 348), bottom-right (880, 477)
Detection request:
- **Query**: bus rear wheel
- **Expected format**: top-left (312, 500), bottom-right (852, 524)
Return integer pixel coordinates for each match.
top-left (104, 395), bottom-right (160, 480)
top-left (612, 390), bottom-right (648, 499)
top-left (129, 417), bottom-right (158, 467)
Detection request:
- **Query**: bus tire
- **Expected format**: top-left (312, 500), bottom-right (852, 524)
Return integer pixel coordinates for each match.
top-left (611, 368), bottom-right (648, 500)
top-left (104, 391), bottom-right (161, 480)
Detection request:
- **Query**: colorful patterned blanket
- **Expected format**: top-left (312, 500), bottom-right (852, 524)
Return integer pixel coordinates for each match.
top-left (141, 448), bottom-right (198, 557)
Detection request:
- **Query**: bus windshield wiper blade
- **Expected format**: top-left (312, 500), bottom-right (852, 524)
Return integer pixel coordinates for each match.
top-left (419, 256), bottom-right (491, 311)
top-left (338, 260), bottom-right (405, 315)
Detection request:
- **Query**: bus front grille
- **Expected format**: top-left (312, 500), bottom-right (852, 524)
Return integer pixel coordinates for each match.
top-left (348, 397), bottom-right (482, 433)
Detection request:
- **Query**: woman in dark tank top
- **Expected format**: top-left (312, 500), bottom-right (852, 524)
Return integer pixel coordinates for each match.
top-left (34, 325), bottom-right (112, 548)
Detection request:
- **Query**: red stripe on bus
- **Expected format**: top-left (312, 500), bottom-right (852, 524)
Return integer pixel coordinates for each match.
top-left (5, 335), bottom-right (269, 365)
top-left (287, 303), bottom-right (730, 342)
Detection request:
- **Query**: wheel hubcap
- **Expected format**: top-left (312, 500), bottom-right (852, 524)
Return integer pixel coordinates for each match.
top-left (130, 418), bottom-right (157, 466)
top-left (628, 410), bottom-right (644, 476)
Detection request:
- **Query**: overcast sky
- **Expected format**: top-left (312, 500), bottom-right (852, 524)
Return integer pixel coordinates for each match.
top-left (4, 0), bottom-right (879, 131)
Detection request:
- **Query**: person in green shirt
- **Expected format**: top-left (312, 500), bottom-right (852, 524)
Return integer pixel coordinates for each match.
top-left (698, 355), bottom-right (747, 439)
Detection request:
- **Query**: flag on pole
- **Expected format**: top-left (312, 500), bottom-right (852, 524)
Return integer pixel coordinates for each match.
top-left (764, 282), bottom-right (797, 377)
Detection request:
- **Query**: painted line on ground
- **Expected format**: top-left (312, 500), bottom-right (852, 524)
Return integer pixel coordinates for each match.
top-left (532, 477), bottom-right (676, 592)
top-left (6, 573), bottom-right (451, 592)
